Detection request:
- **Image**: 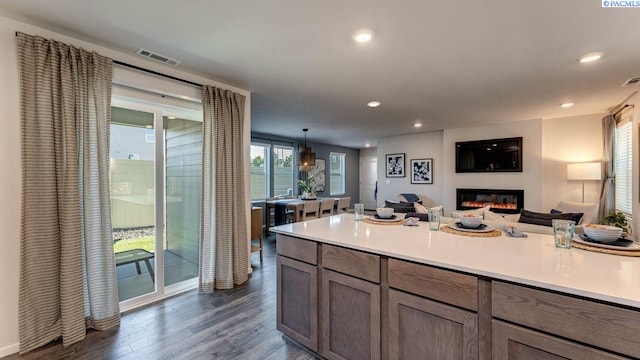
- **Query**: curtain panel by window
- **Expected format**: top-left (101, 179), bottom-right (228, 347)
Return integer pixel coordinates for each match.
top-left (17, 33), bottom-right (119, 353)
top-left (200, 85), bottom-right (248, 292)
top-left (599, 114), bottom-right (615, 220)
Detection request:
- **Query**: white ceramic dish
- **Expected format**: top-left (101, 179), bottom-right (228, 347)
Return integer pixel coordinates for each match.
top-left (583, 224), bottom-right (623, 242)
top-left (369, 215), bottom-right (400, 222)
top-left (459, 215), bottom-right (483, 228)
top-left (448, 222), bottom-right (496, 233)
top-left (376, 207), bottom-right (394, 218)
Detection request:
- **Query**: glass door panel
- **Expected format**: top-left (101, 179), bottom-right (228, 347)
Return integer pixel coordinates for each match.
top-left (110, 107), bottom-right (156, 301)
top-left (164, 117), bottom-right (202, 286)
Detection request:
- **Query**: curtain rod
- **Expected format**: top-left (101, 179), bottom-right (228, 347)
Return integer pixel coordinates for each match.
top-left (14, 32), bottom-right (202, 88)
top-left (113, 60), bottom-right (202, 88)
top-left (612, 104), bottom-right (635, 117)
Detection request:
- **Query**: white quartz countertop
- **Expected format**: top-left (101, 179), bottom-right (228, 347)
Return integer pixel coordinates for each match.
top-left (271, 214), bottom-right (640, 309)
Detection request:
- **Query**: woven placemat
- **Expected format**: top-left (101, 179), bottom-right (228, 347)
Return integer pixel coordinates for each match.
top-left (440, 224), bottom-right (502, 237)
top-left (363, 217), bottom-right (405, 225)
top-left (572, 241), bottom-right (640, 257)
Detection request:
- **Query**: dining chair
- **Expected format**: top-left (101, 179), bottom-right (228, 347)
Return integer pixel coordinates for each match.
top-left (336, 196), bottom-right (351, 214)
top-left (301, 200), bottom-right (321, 220)
top-left (320, 198), bottom-right (335, 217)
top-left (250, 206), bottom-right (263, 261)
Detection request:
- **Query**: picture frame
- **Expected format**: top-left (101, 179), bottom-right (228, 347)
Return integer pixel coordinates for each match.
top-left (308, 158), bottom-right (325, 192)
top-left (385, 153), bottom-right (405, 178)
top-left (411, 158), bottom-right (433, 184)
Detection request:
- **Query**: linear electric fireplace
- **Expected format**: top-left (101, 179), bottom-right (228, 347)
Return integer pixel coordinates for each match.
top-left (456, 188), bottom-right (524, 214)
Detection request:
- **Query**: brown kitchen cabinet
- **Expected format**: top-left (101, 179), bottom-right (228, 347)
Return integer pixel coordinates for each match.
top-left (321, 268), bottom-right (380, 360)
top-left (388, 288), bottom-right (478, 360)
top-left (492, 320), bottom-right (630, 360)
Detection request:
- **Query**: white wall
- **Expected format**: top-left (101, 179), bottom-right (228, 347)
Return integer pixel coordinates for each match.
top-left (443, 119), bottom-right (543, 214)
top-left (0, 15), bottom-right (251, 356)
top-left (377, 131), bottom-right (444, 208)
top-left (541, 114), bottom-right (603, 210)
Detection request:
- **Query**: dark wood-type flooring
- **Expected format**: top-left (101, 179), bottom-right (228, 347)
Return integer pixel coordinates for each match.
top-left (4, 235), bottom-right (318, 360)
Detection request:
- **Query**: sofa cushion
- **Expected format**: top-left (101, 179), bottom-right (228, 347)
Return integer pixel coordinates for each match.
top-left (385, 200), bottom-right (415, 213)
top-left (483, 209), bottom-right (508, 222)
top-left (554, 201), bottom-right (599, 224)
top-left (550, 209), bottom-right (584, 225)
top-left (518, 209), bottom-right (574, 227)
top-left (451, 206), bottom-right (489, 218)
top-left (414, 202), bottom-right (428, 213)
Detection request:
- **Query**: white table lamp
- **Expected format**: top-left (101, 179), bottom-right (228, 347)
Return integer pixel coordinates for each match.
top-left (567, 162), bottom-right (601, 202)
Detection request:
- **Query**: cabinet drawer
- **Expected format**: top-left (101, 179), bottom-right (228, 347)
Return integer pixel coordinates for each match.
top-left (276, 234), bottom-right (317, 265)
top-left (322, 244), bottom-right (380, 283)
top-left (388, 259), bottom-right (478, 311)
top-left (492, 281), bottom-right (640, 359)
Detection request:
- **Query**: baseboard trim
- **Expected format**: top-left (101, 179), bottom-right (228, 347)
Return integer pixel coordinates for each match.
top-left (0, 343), bottom-right (19, 357)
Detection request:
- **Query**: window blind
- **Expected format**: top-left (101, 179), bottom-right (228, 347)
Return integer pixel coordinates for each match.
top-left (614, 118), bottom-right (632, 215)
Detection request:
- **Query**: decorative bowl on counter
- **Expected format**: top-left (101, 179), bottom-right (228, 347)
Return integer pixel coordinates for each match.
top-left (583, 224), bottom-right (623, 243)
top-left (459, 214), bottom-right (483, 228)
top-left (376, 207), bottom-right (394, 219)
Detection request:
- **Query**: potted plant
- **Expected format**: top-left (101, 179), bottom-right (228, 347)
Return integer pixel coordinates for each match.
top-left (298, 175), bottom-right (316, 199)
top-left (602, 210), bottom-right (630, 237)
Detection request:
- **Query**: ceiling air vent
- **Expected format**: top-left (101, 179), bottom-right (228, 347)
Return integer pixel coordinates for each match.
top-left (136, 48), bottom-right (181, 66)
top-left (621, 76), bottom-right (640, 87)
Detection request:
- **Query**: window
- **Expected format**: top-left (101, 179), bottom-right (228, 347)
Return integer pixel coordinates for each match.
top-left (330, 152), bottom-right (346, 195)
top-left (250, 143), bottom-right (270, 200)
top-left (615, 115), bottom-right (632, 215)
top-left (273, 145), bottom-right (294, 196)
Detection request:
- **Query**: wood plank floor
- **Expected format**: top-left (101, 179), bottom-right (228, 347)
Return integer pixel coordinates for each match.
top-left (4, 235), bottom-right (318, 360)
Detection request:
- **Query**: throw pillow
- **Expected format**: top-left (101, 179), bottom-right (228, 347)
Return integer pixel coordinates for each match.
top-left (504, 213), bottom-right (521, 222)
top-left (450, 205), bottom-right (489, 218)
top-left (384, 200), bottom-right (415, 213)
top-left (550, 209), bottom-right (584, 225)
top-left (414, 202), bottom-right (428, 213)
top-left (483, 209), bottom-right (507, 222)
top-left (518, 209), bottom-right (574, 227)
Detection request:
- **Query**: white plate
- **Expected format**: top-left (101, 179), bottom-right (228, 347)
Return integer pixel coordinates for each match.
top-left (368, 215), bottom-right (402, 222)
top-left (573, 237), bottom-right (640, 251)
top-left (447, 222), bottom-right (496, 233)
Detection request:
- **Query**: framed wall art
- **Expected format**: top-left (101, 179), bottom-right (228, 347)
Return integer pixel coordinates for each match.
top-left (308, 158), bottom-right (325, 192)
top-left (385, 153), bottom-right (405, 178)
top-left (411, 158), bottom-right (433, 184)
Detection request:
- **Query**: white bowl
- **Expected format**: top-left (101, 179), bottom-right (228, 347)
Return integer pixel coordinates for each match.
top-left (376, 207), bottom-right (394, 218)
top-left (459, 215), bottom-right (483, 228)
top-left (584, 224), bottom-right (623, 242)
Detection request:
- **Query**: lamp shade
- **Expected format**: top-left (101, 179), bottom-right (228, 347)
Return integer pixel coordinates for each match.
top-left (567, 162), bottom-right (601, 181)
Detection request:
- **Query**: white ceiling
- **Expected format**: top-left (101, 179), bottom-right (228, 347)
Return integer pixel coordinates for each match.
top-left (1, 1), bottom-right (639, 148)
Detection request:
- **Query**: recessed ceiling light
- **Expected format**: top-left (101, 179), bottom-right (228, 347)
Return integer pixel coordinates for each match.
top-left (414, 123), bottom-right (423, 128)
top-left (167, 116), bottom-right (176, 119)
top-left (365, 143), bottom-right (371, 148)
top-left (145, 125), bottom-right (153, 129)
top-left (352, 29), bottom-right (374, 43)
top-left (367, 101), bottom-right (381, 108)
top-left (578, 53), bottom-right (603, 63)
top-left (560, 102), bottom-right (574, 108)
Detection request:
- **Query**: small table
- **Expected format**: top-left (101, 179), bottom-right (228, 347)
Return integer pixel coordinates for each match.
top-left (115, 249), bottom-right (155, 282)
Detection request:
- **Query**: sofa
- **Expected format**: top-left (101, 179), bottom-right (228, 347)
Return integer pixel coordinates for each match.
top-left (406, 201), bottom-right (600, 235)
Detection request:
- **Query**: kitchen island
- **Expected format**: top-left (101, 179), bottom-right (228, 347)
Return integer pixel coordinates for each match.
top-left (271, 214), bottom-right (640, 360)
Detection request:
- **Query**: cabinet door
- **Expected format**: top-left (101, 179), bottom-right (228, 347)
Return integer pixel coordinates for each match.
top-left (388, 289), bottom-right (478, 360)
top-left (277, 255), bottom-right (318, 352)
top-left (322, 269), bottom-right (380, 360)
top-left (492, 320), bottom-right (630, 360)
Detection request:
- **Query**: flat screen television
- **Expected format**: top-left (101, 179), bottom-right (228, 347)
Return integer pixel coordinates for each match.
top-left (455, 137), bottom-right (523, 173)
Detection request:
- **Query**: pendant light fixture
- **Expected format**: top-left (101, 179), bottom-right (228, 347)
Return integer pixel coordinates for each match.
top-left (299, 128), bottom-right (316, 171)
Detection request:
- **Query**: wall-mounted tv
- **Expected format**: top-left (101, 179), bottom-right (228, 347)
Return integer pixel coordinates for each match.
top-left (455, 137), bottom-right (523, 173)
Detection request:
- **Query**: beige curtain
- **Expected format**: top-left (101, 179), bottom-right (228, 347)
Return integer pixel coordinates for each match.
top-left (200, 85), bottom-right (248, 292)
top-left (17, 33), bottom-right (119, 353)
top-left (599, 114), bottom-right (616, 220)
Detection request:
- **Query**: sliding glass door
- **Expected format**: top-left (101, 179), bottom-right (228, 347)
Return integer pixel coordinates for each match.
top-left (110, 95), bottom-right (202, 308)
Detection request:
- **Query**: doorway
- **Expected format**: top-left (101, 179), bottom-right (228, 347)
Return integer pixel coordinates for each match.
top-left (360, 156), bottom-right (378, 210)
top-left (110, 95), bottom-right (202, 309)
